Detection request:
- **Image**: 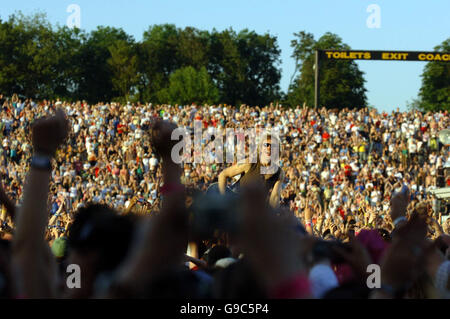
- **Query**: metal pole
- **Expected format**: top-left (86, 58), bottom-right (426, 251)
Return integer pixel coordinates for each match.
top-left (314, 50), bottom-right (320, 109)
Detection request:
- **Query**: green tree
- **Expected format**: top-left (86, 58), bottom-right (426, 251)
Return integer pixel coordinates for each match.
top-left (108, 40), bottom-right (139, 100)
top-left (0, 13), bottom-right (283, 106)
top-left (139, 24), bottom-right (180, 102)
top-left (0, 17), bottom-right (21, 96)
top-left (418, 38), bottom-right (450, 111)
top-left (0, 12), bottom-right (62, 99)
top-left (406, 97), bottom-right (422, 111)
top-left (209, 28), bottom-right (245, 105)
top-left (52, 26), bottom-right (85, 100)
top-left (159, 66), bottom-right (219, 105)
top-left (286, 31), bottom-right (367, 109)
top-left (176, 27), bottom-right (210, 70)
top-left (209, 28), bottom-right (281, 106)
top-left (236, 30), bottom-right (282, 106)
top-left (76, 26), bottom-right (134, 102)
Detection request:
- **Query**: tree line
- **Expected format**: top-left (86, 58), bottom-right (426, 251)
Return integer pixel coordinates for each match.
top-left (0, 12), bottom-right (447, 111)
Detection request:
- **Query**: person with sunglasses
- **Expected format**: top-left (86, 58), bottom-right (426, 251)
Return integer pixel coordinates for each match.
top-left (208, 133), bottom-right (284, 208)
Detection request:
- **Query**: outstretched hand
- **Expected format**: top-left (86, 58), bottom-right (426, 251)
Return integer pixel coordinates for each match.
top-left (390, 184), bottom-right (410, 222)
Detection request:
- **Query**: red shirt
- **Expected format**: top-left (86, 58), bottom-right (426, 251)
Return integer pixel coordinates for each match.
top-left (344, 164), bottom-right (352, 176)
top-left (338, 207), bottom-right (345, 219)
top-left (117, 123), bottom-right (126, 134)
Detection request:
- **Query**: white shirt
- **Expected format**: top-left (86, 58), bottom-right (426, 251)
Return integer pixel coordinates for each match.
top-left (429, 154), bottom-right (437, 165)
top-left (408, 140), bottom-right (417, 153)
top-left (330, 158), bottom-right (338, 170)
top-left (321, 170), bottom-right (330, 181)
top-left (389, 144), bottom-right (395, 153)
top-left (350, 161), bottom-right (360, 172)
top-left (314, 134), bottom-right (322, 144)
top-left (150, 157), bottom-right (158, 168)
top-left (70, 187), bottom-right (78, 198)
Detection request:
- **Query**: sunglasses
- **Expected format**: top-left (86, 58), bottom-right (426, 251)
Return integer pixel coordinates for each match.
top-left (263, 143), bottom-right (272, 148)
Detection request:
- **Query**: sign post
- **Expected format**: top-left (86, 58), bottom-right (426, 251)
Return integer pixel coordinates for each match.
top-left (314, 50), bottom-right (320, 109)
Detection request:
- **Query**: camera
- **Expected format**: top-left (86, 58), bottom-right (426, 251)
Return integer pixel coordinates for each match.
top-left (311, 240), bottom-right (352, 264)
top-left (189, 191), bottom-right (242, 240)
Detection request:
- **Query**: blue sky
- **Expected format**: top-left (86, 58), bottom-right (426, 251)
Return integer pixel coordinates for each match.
top-left (1, 0), bottom-right (449, 111)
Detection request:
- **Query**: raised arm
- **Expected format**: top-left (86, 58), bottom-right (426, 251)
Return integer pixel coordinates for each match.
top-left (0, 181), bottom-right (16, 221)
top-left (106, 120), bottom-right (188, 297)
top-left (217, 163), bottom-right (250, 195)
top-left (11, 109), bottom-right (69, 298)
top-left (48, 201), bottom-right (65, 226)
top-left (269, 170), bottom-right (284, 208)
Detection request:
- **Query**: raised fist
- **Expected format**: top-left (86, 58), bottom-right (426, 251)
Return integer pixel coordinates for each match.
top-left (149, 120), bottom-right (179, 159)
top-left (32, 109), bottom-right (70, 157)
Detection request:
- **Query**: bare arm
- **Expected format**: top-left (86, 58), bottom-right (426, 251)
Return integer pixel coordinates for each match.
top-left (268, 169), bottom-right (283, 206)
top-left (304, 206), bottom-right (314, 235)
top-left (218, 163), bottom-right (250, 195)
top-left (0, 182), bottom-right (16, 221)
top-left (48, 202), bottom-right (65, 226)
top-left (11, 109), bottom-right (69, 298)
top-left (106, 120), bottom-right (188, 297)
top-left (184, 254), bottom-right (207, 269)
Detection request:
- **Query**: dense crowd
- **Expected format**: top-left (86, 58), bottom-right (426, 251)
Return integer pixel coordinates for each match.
top-left (0, 95), bottom-right (448, 240)
top-left (0, 93), bottom-right (449, 299)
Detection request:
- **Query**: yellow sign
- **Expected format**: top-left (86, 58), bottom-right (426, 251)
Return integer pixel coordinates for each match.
top-left (381, 52), bottom-right (409, 60)
top-left (322, 50), bottom-right (450, 62)
top-left (418, 53), bottom-right (450, 61)
top-left (324, 51), bottom-right (372, 60)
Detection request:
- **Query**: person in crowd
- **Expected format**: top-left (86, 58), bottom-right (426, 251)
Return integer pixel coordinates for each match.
top-left (0, 95), bottom-right (448, 299)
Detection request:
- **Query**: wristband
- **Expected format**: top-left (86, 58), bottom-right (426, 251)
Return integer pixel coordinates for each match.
top-left (305, 220), bottom-right (312, 227)
top-left (393, 216), bottom-right (407, 228)
top-left (31, 154), bottom-right (52, 171)
top-left (160, 183), bottom-right (184, 195)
